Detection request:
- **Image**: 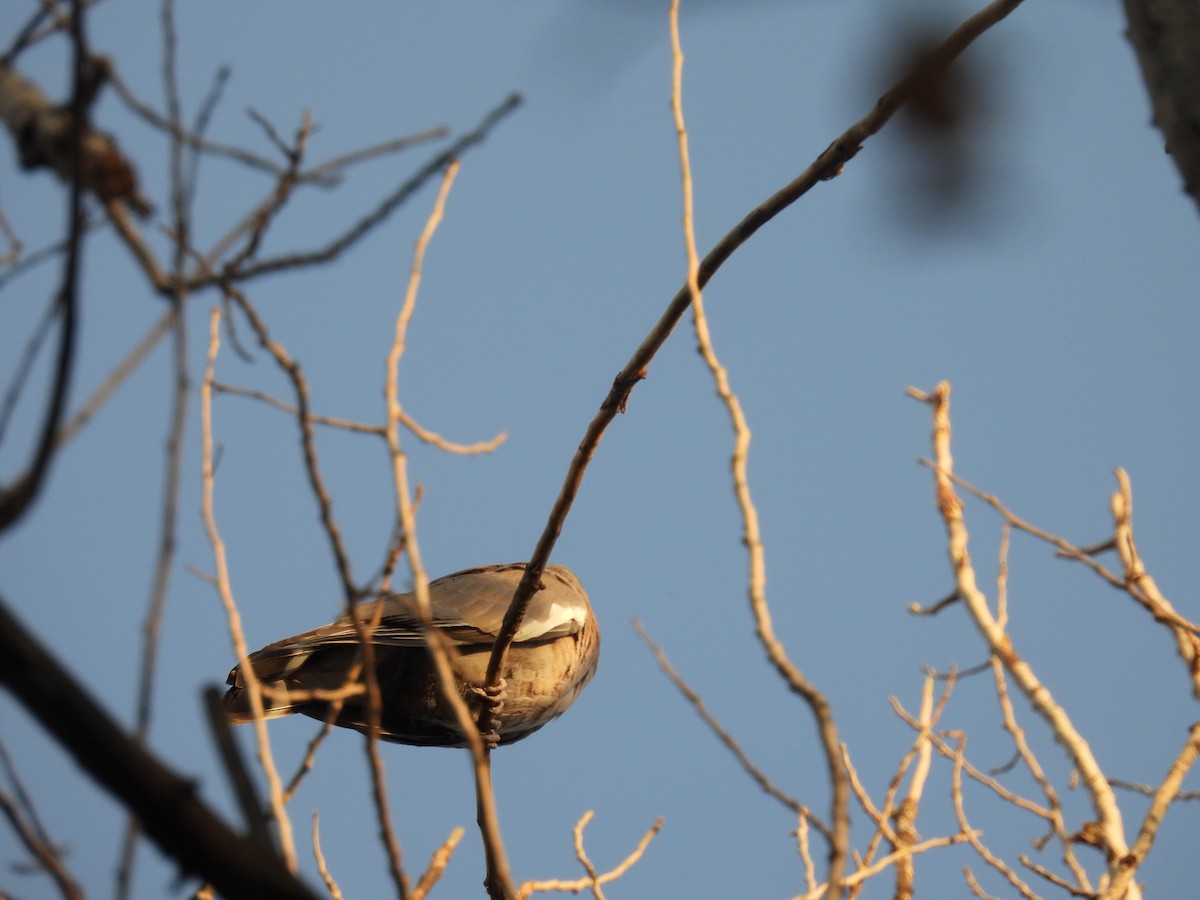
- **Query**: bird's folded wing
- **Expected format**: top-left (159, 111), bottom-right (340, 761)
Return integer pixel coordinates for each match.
top-left (249, 564), bottom-right (590, 657)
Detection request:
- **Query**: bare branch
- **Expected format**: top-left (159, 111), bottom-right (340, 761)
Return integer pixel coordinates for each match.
top-left (203, 686), bottom-right (272, 853)
top-left (201, 306), bottom-right (298, 871)
top-left (0, 0), bottom-right (89, 532)
top-left (990, 656), bottom-right (1092, 891)
top-left (410, 827), bottom-right (465, 900)
top-left (198, 94), bottom-right (521, 288)
top-left (0, 591), bottom-right (318, 897)
top-left (0, 789), bottom-right (83, 900)
top-left (948, 732), bottom-right (1039, 899)
top-left (312, 813), bottom-right (344, 900)
top-left (908, 381), bottom-right (1137, 896)
top-left (518, 814), bottom-right (664, 899)
top-left (1109, 468), bottom-right (1200, 697)
top-left (483, 0), bottom-right (1029, 768)
top-left (1104, 722), bottom-right (1200, 898)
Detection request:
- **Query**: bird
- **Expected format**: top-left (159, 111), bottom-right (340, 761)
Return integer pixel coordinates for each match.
top-left (223, 563), bottom-right (599, 747)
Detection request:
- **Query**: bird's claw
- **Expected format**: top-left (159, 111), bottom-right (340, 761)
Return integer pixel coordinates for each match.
top-left (470, 678), bottom-right (507, 749)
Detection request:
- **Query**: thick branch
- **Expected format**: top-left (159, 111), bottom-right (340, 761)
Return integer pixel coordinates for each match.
top-left (1121, 0), bottom-right (1200, 213)
top-left (0, 594), bottom-right (318, 899)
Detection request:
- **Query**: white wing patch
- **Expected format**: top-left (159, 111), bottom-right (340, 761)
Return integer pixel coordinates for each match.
top-left (514, 598), bottom-right (587, 641)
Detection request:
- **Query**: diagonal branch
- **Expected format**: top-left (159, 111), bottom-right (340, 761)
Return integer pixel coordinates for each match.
top-left (481, 0), bottom-right (1029, 735)
top-left (0, 591), bottom-right (318, 898)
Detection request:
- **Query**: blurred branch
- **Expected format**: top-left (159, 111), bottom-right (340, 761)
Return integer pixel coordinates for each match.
top-left (0, 1), bottom-right (87, 534)
top-left (215, 111), bottom-right (314, 274)
top-left (2, 0), bottom-right (105, 62)
top-left (1121, 0), bottom-right (1200, 213)
top-left (0, 293), bottom-right (58, 446)
top-left (0, 192), bottom-right (20, 263)
top-left (108, 63), bottom-right (446, 185)
top-left (0, 790), bottom-right (83, 900)
top-left (0, 216), bottom-right (104, 293)
top-left (203, 687), bottom-right (272, 852)
top-left (0, 591), bottom-right (318, 898)
top-left (0, 734), bottom-right (81, 900)
top-left (194, 94), bottom-right (521, 289)
top-left (114, 6), bottom-right (193, 885)
top-left (0, 60), bottom-right (151, 215)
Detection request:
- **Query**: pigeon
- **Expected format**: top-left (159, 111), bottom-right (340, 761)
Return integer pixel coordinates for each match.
top-left (224, 563), bottom-right (599, 747)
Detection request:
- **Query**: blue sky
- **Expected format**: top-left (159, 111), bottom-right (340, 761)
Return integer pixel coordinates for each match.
top-left (3, 1), bottom-right (1199, 897)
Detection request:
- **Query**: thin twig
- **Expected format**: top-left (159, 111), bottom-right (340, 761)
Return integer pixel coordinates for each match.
top-left (794, 833), bottom-right (976, 900)
top-left (1109, 467), bottom-right (1200, 697)
top-left (948, 732), bottom-right (1038, 899)
top-left (0, 294), bottom-right (58, 446)
top-left (197, 95), bottom-right (522, 288)
top-left (519, 816), bottom-right (664, 899)
top-left (212, 380), bottom-right (507, 453)
top-left (890, 698), bottom-right (1051, 820)
top-left (379, 160), bottom-right (493, 897)
top-left (216, 112), bottom-right (313, 273)
top-left (0, 733), bottom-right (81, 900)
top-left (571, 810), bottom-right (604, 900)
top-left (634, 619), bottom-right (829, 838)
top-left (1109, 779), bottom-right (1200, 802)
top-left (312, 812), bottom-right (344, 900)
top-left (0, 218), bottom-right (103, 293)
top-left (855, 673), bottom-right (956, 886)
top-left (201, 306), bottom-right (298, 871)
top-left (411, 827), bottom-right (465, 900)
top-left (57, 308), bottom-right (175, 447)
top-left (0, 790), bottom-right (83, 899)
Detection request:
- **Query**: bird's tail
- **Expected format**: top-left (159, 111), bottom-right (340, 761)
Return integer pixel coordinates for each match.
top-left (223, 644), bottom-right (364, 724)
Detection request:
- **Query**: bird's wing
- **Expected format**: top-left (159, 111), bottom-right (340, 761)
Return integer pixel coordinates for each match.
top-left (252, 564), bottom-right (590, 658)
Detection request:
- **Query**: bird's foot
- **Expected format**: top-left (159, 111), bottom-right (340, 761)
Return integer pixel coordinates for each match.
top-left (470, 678), bottom-right (506, 750)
